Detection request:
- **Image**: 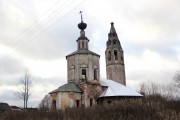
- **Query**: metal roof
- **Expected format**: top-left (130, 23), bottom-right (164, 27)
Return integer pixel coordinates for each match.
top-left (66, 49), bottom-right (100, 59)
top-left (49, 82), bottom-right (82, 94)
top-left (99, 79), bottom-right (143, 97)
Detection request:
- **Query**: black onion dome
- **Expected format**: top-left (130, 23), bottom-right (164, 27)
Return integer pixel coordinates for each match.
top-left (78, 21), bottom-right (87, 30)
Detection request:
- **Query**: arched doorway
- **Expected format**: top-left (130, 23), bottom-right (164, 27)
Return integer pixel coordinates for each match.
top-left (51, 100), bottom-right (56, 111)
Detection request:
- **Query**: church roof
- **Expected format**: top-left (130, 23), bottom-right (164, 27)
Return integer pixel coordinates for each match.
top-left (49, 82), bottom-right (82, 94)
top-left (66, 49), bottom-right (100, 58)
top-left (99, 79), bottom-right (142, 97)
top-left (110, 22), bottom-right (116, 33)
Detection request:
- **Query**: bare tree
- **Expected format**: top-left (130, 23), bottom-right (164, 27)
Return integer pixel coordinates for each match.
top-left (139, 82), bottom-right (146, 96)
top-left (15, 69), bottom-right (32, 108)
top-left (139, 81), bottom-right (164, 96)
top-left (140, 81), bottom-right (158, 96)
top-left (173, 71), bottom-right (180, 88)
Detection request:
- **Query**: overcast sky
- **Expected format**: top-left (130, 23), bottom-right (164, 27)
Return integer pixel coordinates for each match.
top-left (0, 0), bottom-right (180, 108)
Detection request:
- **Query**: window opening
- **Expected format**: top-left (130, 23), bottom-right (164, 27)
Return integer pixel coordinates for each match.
top-left (113, 33), bottom-right (115, 37)
top-left (108, 51), bottom-right (111, 61)
top-left (107, 40), bottom-right (111, 45)
top-left (52, 100), bottom-right (56, 111)
top-left (82, 41), bottom-right (84, 48)
top-left (76, 100), bottom-right (80, 107)
top-left (78, 42), bottom-right (80, 49)
top-left (94, 69), bottom-right (97, 80)
top-left (114, 50), bottom-right (118, 60)
top-left (113, 39), bottom-right (116, 44)
top-left (107, 100), bottom-right (112, 104)
top-left (82, 69), bottom-right (86, 79)
top-left (90, 98), bottom-right (93, 106)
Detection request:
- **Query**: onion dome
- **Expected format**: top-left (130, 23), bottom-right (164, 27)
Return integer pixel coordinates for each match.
top-left (78, 11), bottom-right (87, 30)
top-left (78, 21), bottom-right (87, 30)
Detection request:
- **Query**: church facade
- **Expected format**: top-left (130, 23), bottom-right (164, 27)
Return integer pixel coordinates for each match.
top-left (49, 18), bottom-right (142, 110)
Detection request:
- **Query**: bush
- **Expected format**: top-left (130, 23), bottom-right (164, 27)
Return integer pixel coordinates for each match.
top-left (0, 99), bottom-right (179, 120)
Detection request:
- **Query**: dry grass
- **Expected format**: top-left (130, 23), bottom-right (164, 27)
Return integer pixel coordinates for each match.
top-left (0, 100), bottom-right (180, 120)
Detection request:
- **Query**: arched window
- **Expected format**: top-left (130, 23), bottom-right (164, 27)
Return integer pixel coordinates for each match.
top-left (90, 98), bottom-right (93, 107)
top-left (82, 41), bottom-right (84, 48)
top-left (113, 33), bottom-right (115, 37)
top-left (94, 69), bottom-right (97, 80)
top-left (82, 69), bottom-right (86, 79)
top-left (107, 40), bottom-right (111, 45)
top-left (76, 100), bottom-right (80, 107)
top-left (114, 50), bottom-right (118, 60)
top-left (113, 39), bottom-right (116, 44)
top-left (108, 51), bottom-right (111, 61)
top-left (78, 42), bottom-right (80, 49)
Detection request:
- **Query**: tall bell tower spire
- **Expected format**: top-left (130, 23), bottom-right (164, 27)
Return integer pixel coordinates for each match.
top-left (105, 22), bottom-right (126, 85)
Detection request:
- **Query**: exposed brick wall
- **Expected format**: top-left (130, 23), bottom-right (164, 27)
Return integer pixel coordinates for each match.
top-left (79, 83), bottom-right (104, 107)
top-left (98, 97), bottom-right (143, 106)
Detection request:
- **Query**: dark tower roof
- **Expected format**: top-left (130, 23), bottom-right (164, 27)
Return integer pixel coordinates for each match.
top-left (78, 11), bottom-right (87, 31)
top-left (108, 22), bottom-right (122, 49)
top-left (110, 22), bottom-right (116, 33)
top-left (78, 22), bottom-right (87, 31)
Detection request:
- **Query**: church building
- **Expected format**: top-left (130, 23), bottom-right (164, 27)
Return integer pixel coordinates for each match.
top-left (49, 16), bottom-right (142, 110)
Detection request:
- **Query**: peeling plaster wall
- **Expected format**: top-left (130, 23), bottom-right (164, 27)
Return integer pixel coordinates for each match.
top-left (79, 83), bottom-right (104, 107)
top-left (67, 53), bottom-right (100, 84)
top-left (50, 92), bottom-right (82, 110)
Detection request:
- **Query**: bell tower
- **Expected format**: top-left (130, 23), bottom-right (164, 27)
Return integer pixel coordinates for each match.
top-left (105, 22), bottom-right (126, 85)
top-left (66, 11), bottom-right (100, 84)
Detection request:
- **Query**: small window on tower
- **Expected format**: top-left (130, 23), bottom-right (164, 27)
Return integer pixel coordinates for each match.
top-left (94, 69), bottom-right (98, 80)
top-left (82, 41), bottom-right (84, 48)
top-left (114, 50), bottom-right (118, 60)
top-left (113, 39), bottom-right (116, 44)
top-left (108, 51), bottom-right (111, 61)
top-left (82, 69), bottom-right (86, 79)
top-left (107, 40), bottom-right (111, 45)
top-left (113, 33), bottom-right (115, 37)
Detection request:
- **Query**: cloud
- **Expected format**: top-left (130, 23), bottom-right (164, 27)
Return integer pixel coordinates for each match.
top-left (125, 49), bottom-right (179, 88)
top-left (0, 57), bottom-right (24, 74)
top-left (0, 0), bottom-right (85, 60)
